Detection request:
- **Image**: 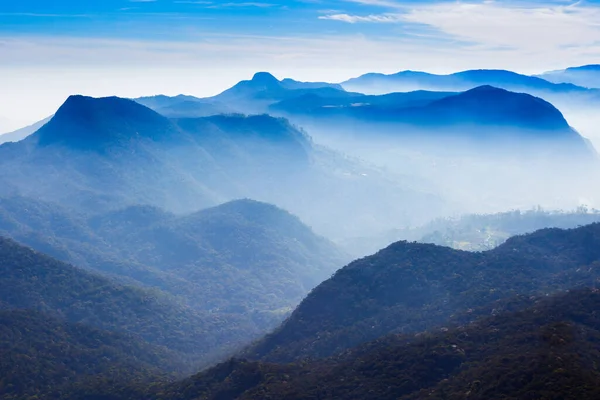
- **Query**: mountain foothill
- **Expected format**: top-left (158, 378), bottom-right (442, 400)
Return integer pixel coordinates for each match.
top-left (1, 66), bottom-right (600, 399)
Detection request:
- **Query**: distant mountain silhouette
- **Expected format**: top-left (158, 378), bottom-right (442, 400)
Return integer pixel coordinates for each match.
top-left (342, 69), bottom-right (586, 93)
top-left (134, 73), bottom-right (350, 118)
top-left (280, 78), bottom-right (343, 90)
top-left (246, 223), bottom-right (600, 363)
top-left (275, 85), bottom-right (570, 130)
top-left (0, 116), bottom-right (52, 144)
top-left (538, 65), bottom-right (600, 89)
top-left (272, 85), bottom-right (593, 160)
top-left (212, 72), bottom-right (352, 113)
top-left (33, 95), bottom-right (177, 148)
top-left (342, 69), bottom-right (600, 111)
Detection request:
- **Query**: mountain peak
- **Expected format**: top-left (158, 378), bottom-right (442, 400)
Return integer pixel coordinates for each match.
top-left (251, 72), bottom-right (280, 85)
top-left (429, 85), bottom-right (571, 131)
top-left (32, 95), bottom-right (174, 147)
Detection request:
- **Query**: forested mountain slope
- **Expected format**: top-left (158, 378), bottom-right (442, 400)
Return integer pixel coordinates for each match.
top-left (247, 223), bottom-right (600, 362)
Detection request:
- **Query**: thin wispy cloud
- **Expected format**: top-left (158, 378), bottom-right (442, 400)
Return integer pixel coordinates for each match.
top-left (319, 13), bottom-right (400, 23)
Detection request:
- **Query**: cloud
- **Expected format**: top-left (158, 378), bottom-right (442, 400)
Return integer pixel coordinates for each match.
top-left (401, 2), bottom-right (600, 50)
top-left (318, 13), bottom-right (401, 23)
top-left (320, 1), bottom-right (600, 51)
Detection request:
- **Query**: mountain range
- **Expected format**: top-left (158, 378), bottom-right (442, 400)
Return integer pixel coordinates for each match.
top-left (0, 94), bottom-right (446, 240)
top-left (341, 68), bottom-right (600, 113)
top-left (3, 65), bottom-right (600, 399)
top-left (538, 65), bottom-right (600, 89)
top-left (0, 195), bottom-right (348, 343)
top-left (136, 72), bottom-right (596, 164)
top-left (15, 223), bottom-right (600, 399)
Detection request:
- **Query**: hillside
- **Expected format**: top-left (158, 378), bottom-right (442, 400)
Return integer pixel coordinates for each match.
top-left (0, 196), bottom-right (347, 337)
top-left (246, 223), bottom-right (600, 363)
top-left (67, 288), bottom-right (600, 400)
top-left (0, 236), bottom-right (261, 367)
top-left (0, 309), bottom-right (178, 400)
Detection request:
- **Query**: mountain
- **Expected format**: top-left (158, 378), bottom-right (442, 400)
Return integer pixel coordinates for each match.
top-left (0, 196), bottom-right (348, 338)
top-left (211, 72), bottom-right (353, 113)
top-left (280, 78), bottom-right (343, 90)
top-left (0, 116), bottom-right (52, 144)
top-left (0, 309), bottom-right (179, 400)
top-left (273, 85), bottom-right (595, 161)
top-left (0, 94), bottom-right (446, 240)
top-left (34, 95), bottom-right (178, 148)
top-left (136, 72), bottom-right (355, 118)
top-left (117, 288), bottom-right (600, 400)
top-left (269, 83), bottom-right (599, 216)
top-left (538, 65), bottom-right (600, 89)
top-left (274, 85), bottom-right (570, 130)
top-left (341, 69), bottom-right (600, 112)
top-left (0, 236), bottom-right (258, 368)
top-left (135, 94), bottom-right (238, 118)
top-left (246, 223), bottom-right (600, 363)
top-left (342, 69), bottom-right (586, 94)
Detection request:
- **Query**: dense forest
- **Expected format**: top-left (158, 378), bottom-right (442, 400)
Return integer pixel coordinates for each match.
top-left (0, 236), bottom-right (258, 370)
top-left (0, 196), bottom-right (347, 340)
top-left (41, 288), bottom-right (600, 399)
top-left (247, 223), bottom-right (600, 362)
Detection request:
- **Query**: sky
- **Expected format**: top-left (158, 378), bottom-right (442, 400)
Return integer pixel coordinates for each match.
top-left (1, 0), bottom-right (600, 130)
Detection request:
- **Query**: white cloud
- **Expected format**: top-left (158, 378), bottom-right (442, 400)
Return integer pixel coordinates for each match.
top-left (399, 1), bottom-right (600, 51)
top-left (319, 13), bottom-right (401, 23)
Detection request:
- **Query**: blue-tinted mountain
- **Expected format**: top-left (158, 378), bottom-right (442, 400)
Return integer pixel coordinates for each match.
top-left (135, 94), bottom-right (239, 118)
top-left (538, 65), bottom-right (600, 89)
top-left (280, 78), bottom-right (343, 90)
top-left (0, 195), bottom-right (347, 338)
top-left (0, 95), bottom-right (446, 239)
top-left (212, 72), bottom-right (352, 112)
top-left (32, 95), bottom-right (178, 148)
top-left (342, 69), bottom-right (586, 93)
top-left (0, 116), bottom-right (52, 145)
top-left (246, 223), bottom-right (600, 363)
top-left (0, 236), bottom-right (255, 367)
top-left (273, 85), bottom-right (592, 159)
top-left (342, 69), bottom-right (600, 111)
top-left (134, 73), bottom-right (350, 118)
top-left (271, 90), bottom-right (453, 115)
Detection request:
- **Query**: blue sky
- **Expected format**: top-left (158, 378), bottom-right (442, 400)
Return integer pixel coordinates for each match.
top-left (1, 0), bottom-right (599, 130)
